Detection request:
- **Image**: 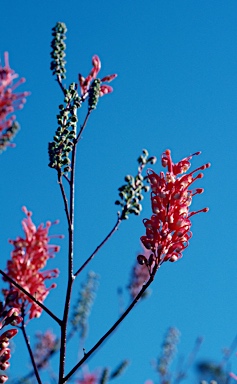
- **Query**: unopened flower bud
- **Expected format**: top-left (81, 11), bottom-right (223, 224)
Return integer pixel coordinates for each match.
top-left (142, 149), bottom-right (149, 156)
top-left (0, 374), bottom-right (8, 383)
top-left (137, 255), bottom-right (147, 265)
top-left (169, 255), bottom-right (178, 262)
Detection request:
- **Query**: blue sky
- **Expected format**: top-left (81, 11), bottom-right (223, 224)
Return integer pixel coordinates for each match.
top-left (1, 1), bottom-right (237, 383)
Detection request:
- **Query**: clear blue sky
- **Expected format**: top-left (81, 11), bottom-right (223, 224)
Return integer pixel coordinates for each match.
top-left (1, 1), bottom-right (237, 383)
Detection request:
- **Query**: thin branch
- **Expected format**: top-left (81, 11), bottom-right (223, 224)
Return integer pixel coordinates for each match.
top-left (58, 172), bottom-right (71, 226)
top-left (63, 174), bottom-right (71, 184)
top-left (76, 109), bottom-right (91, 143)
top-left (56, 74), bottom-right (66, 94)
top-left (64, 260), bottom-right (160, 382)
top-left (74, 202), bottom-right (132, 277)
top-left (58, 138), bottom-right (76, 383)
top-left (74, 214), bottom-right (122, 277)
top-left (21, 309), bottom-right (42, 384)
top-left (16, 338), bottom-right (61, 383)
top-left (0, 269), bottom-right (61, 325)
top-left (58, 107), bottom-right (93, 382)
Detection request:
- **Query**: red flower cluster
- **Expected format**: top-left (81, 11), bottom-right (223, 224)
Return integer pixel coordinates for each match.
top-left (0, 305), bottom-right (22, 383)
top-left (0, 52), bottom-right (29, 145)
top-left (78, 55), bottom-right (117, 97)
top-left (140, 150), bottom-right (210, 265)
top-left (4, 207), bottom-right (62, 319)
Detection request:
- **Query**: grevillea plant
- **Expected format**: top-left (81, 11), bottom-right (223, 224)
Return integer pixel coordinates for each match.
top-left (0, 22), bottom-right (213, 384)
top-left (0, 52), bottom-right (29, 152)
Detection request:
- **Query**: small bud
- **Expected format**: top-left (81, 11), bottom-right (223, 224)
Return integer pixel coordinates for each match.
top-left (137, 255), bottom-right (147, 265)
top-left (124, 175), bottom-right (132, 182)
top-left (142, 149), bottom-right (149, 156)
top-left (148, 156), bottom-right (157, 164)
top-left (169, 255), bottom-right (178, 262)
top-left (142, 186), bottom-right (150, 192)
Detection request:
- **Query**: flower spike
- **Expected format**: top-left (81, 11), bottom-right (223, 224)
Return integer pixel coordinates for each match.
top-left (140, 150), bottom-right (210, 265)
top-left (3, 207), bottom-right (62, 319)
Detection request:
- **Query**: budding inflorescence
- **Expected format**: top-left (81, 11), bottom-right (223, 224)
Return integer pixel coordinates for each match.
top-left (0, 122), bottom-right (19, 153)
top-left (48, 83), bottom-right (81, 174)
top-left (115, 149), bottom-right (157, 219)
top-left (156, 327), bottom-right (180, 379)
top-left (88, 79), bottom-right (101, 111)
top-left (50, 22), bottom-right (67, 80)
top-left (71, 272), bottom-right (99, 339)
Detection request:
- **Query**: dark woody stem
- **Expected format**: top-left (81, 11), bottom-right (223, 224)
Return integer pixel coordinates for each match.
top-left (58, 110), bottom-right (92, 383)
top-left (20, 308), bottom-right (42, 384)
top-left (63, 259), bottom-right (160, 383)
top-left (0, 269), bottom-right (61, 325)
top-left (58, 144), bottom-right (75, 383)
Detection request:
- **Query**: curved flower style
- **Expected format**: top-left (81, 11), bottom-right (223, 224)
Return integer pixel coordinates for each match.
top-left (78, 55), bottom-right (117, 97)
top-left (0, 52), bottom-right (29, 151)
top-left (3, 207), bottom-right (62, 319)
top-left (140, 150), bottom-right (210, 266)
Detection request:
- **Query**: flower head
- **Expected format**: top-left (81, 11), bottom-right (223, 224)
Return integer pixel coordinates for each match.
top-left (3, 207), bottom-right (62, 319)
top-left (0, 52), bottom-right (29, 151)
top-left (140, 150), bottom-right (210, 265)
top-left (78, 55), bottom-right (117, 98)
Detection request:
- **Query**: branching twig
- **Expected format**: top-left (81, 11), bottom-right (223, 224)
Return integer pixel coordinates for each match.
top-left (64, 259), bottom-right (160, 382)
top-left (0, 269), bottom-right (61, 325)
top-left (74, 214), bottom-right (122, 277)
top-left (57, 86), bottom-right (93, 384)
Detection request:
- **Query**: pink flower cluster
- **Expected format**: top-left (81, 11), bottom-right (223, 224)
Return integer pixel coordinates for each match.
top-left (3, 207), bottom-right (62, 319)
top-left (140, 150), bottom-right (210, 265)
top-left (0, 52), bottom-right (29, 138)
top-left (78, 55), bottom-right (117, 97)
top-left (0, 305), bottom-right (22, 383)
